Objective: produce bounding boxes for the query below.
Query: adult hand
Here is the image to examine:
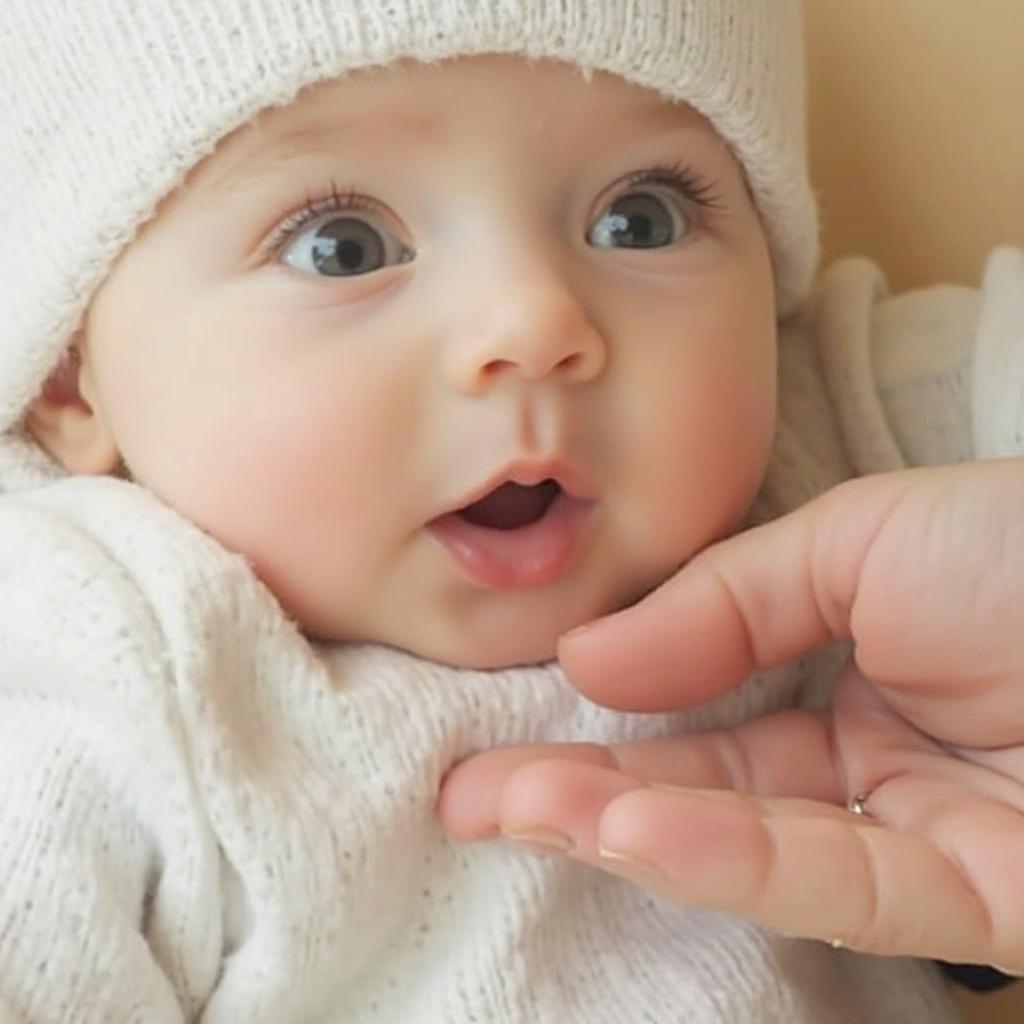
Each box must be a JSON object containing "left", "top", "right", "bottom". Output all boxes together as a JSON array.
[{"left": 438, "top": 458, "right": 1024, "bottom": 972}]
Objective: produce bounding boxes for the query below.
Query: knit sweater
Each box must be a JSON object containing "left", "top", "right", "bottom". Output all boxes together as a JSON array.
[{"left": 2, "top": 249, "right": 1021, "bottom": 1023}]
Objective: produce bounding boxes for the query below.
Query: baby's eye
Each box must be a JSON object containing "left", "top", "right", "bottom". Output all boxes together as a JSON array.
[
  {"left": 587, "top": 186, "right": 694, "bottom": 251},
  {"left": 280, "top": 214, "right": 413, "bottom": 278}
]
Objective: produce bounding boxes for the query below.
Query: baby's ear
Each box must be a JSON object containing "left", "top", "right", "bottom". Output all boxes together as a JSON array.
[{"left": 26, "top": 338, "right": 121, "bottom": 475}]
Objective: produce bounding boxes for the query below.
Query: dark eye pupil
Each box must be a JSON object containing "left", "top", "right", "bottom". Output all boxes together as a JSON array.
[
  {"left": 311, "top": 218, "right": 386, "bottom": 276},
  {"left": 592, "top": 192, "right": 677, "bottom": 249}
]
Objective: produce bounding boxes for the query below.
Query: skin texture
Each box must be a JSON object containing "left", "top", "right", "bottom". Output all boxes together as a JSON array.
[
  {"left": 438, "top": 459, "right": 1024, "bottom": 972},
  {"left": 30, "top": 55, "right": 776, "bottom": 669}
]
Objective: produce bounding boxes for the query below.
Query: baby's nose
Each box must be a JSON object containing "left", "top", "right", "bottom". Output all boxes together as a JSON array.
[{"left": 444, "top": 276, "right": 607, "bottom": 394}]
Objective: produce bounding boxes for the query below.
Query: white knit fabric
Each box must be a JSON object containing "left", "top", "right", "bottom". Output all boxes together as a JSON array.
[
  {"left": 0, "top": 0, "right": 815, "bottom": 453},
  {"left": 3, "top": 247, "right": 1020, "bottom": 1022}
]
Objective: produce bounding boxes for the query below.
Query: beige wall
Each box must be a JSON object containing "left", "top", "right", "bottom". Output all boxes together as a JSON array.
[{"left": 805, "top": 0, "right": 1024, "bottom": 290}]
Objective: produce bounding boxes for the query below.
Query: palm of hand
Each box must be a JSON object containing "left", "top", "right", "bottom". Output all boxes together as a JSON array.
[{"left": 818, "top": 660, "right": 1024, "bottom": 970}]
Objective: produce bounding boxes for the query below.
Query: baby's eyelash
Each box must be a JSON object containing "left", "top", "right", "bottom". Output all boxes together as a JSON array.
[
  {"left": 622, "top": 162, "right": 722, "bottom": 208},
  {"left": 262, "top": 183, "right": 375, "bottom": 253},
  {"left": 261, "top": 163, "right": 720, "bottom": 256}
]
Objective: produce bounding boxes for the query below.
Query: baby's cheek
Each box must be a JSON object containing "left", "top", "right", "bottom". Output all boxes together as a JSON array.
[
  {"left": 185, "top": 465, "right": 374, "bottom": 634},
  {"left": 630, "top": 403, "right": 771, "bottom": 567},
  {"left": 208, "top": 439, "right": 402, "bottom": 631}
]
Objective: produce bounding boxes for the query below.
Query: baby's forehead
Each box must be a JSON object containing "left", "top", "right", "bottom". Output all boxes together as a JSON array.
[{"left": 195, "top": 55, "right": 718, "bottom": 191}]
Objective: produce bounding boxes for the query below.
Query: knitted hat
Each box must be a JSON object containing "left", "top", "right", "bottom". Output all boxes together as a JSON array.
[{"left": 0, "top": 0, "right": 816, "bottom": 465}]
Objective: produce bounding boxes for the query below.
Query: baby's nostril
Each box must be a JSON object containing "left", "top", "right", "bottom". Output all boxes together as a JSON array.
[{"left": 459, "top": 480, "right": 561, "bottom": 530}]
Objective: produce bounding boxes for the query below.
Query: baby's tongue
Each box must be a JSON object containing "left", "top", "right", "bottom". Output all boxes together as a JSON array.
[{"left": 460, "top": 480, "right": 559, "bottom": 530}]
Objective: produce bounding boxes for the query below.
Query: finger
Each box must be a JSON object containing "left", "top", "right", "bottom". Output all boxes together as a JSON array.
[
  {"left": 439, "top": 709, "right": 845, "bottom": 840},
  {"left": 496, "top": 760, "right": 649, "bottom": 853},
  {"left": 612, "top": 708, "right": 843, "bottom": 804},
  {"left": 587, "top": 787, "right": 1023, "bottom": 968},
  {"left": 494, "top": 761, "right": 855, "bottom": 857},
  {"left": 437, "top": 743, "right": 615, "bottom": 840},
  {"left": 832, "top": 665, "right": 1024, "bottom": 810},
  {"left": 460, "top": 754, "right": 1024, "bottom": 967},
  {"left": 559, "top": 472, "right": 913, "bottom": 711},
  {"left": 833, "top": 467, "right": 1024, "bottom": 747}
]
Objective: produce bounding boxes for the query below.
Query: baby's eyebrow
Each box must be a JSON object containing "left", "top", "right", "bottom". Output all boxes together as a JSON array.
[
  {"left": 198, "top": 97, "right": 713, "bottom": 200},
  {"left": 200, "top": 112, "right": 442, "bottom": 197}
]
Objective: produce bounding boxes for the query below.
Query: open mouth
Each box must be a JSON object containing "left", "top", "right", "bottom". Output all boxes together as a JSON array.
[
  {"left": 457, "top": 479, "right": 562, "bottom": 530},
  {"left": 429, "top": 474, "right": 593, "bottom": 590}
]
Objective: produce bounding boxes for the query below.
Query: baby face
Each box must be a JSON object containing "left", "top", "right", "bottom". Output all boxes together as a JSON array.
[{"left": 69, "top": 55, "right": 776, "bottom": 667}]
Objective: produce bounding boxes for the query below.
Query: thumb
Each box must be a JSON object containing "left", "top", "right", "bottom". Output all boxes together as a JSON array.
[{"left": 558, "top": 472, "right": 916, "bottom": 711}]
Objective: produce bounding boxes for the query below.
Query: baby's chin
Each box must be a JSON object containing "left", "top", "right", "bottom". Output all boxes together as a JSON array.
[
  {"left": 343, "top": 616, "right": 564, "bottom": 670},
  {"left": 289, "top": 547, "right": 687, "bottom": 669},
  {"left": 356, "top": 575, "right": 668, "bottom": 671},
  {"left": 298, "top": 605, "right": 555, "bottom": 668}
]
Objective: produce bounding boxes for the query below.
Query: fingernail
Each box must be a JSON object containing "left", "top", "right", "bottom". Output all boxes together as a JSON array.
[
  {"left": 502, "top": 826, "right": 574, "bottom": 854},
  {"left": 559, "top": 623, "right": 592, "bottom": 642},
  {"left": 598, "top": 846, "right": 668, "bottom": 885}
]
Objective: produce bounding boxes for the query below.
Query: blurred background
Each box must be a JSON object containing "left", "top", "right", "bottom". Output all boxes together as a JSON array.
[
  {"left": 806, "top": 0, "right": 1024, "bottom": 290},
  {"left": 805, "top": 4, "right": 1024, "bottom": 1021}
]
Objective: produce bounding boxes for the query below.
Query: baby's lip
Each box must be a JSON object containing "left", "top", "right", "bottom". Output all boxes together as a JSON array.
[
  {"left": 428, "top": 489, "right": 594, "bottom": 590},
  {"left": 427, "top": 460, "right": 598, "bottom": 590},
  {"left": 438, "top": 458, "right": 597, "bottom": 519}
]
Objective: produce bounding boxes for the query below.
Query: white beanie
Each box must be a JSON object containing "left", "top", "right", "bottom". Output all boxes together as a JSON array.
[{"left": 0, "top": 0, "right": 817, "bottom": 463}]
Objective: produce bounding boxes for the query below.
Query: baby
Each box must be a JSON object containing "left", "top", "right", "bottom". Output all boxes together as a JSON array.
[{"left": 3, "top": 0, "right": 1014, "bottom": 1020}]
